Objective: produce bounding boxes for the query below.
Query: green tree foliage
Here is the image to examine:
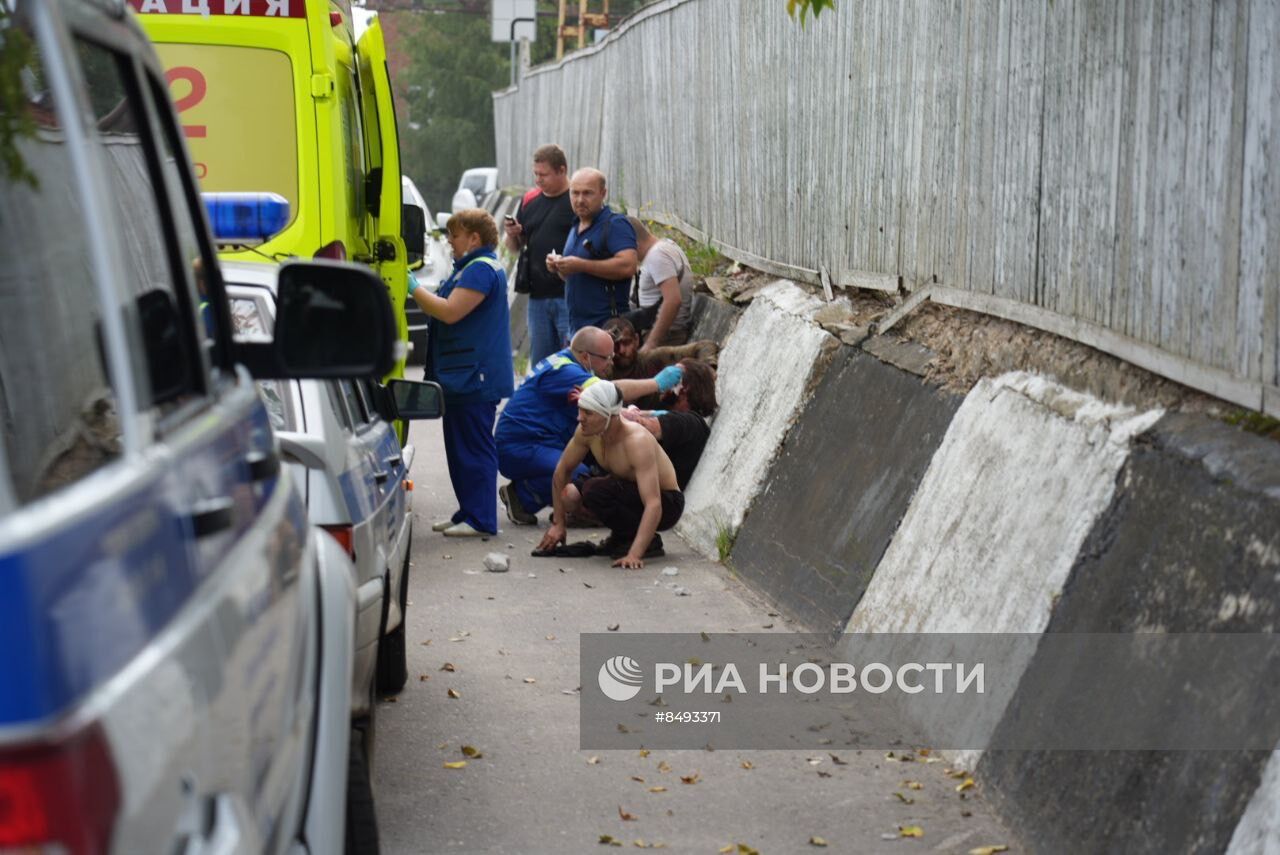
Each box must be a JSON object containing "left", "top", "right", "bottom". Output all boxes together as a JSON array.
[
  {"left": 0, "top": 7, "right": 39, "bottom": 186},
  {"left": 397, "top": 13, "right": 510, "bottom": 213},
  {"left": 786, "top": 0, "right": 836, "bottom": 25}
]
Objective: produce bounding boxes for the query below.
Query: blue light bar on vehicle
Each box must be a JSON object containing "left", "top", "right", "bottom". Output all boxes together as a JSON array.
[{"left": 202, "top": 192, "right": 291, "bottom": 244}]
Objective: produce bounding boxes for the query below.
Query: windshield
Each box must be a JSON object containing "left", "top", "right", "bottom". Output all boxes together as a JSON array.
[{"left": 154, "top": 43, "right": 298, "bottom": 229}]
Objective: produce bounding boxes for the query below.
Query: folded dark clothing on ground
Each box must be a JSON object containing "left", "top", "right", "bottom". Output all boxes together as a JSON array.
[{"left": 530, "top": 540, "right": 599, "bottom": 558}]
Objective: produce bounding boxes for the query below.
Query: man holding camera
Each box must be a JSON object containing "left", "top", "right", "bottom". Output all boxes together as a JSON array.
[
  {"left": 504, "top": 144, "right": 577, "bottom": 366},
  {"left": 546, "top": 167, "right": 638, "bottom": 332}
]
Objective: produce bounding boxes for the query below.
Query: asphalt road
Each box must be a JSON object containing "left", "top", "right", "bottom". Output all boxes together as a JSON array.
[{"left": 372, "top": 417, "right": 1019, "bottom": 854}]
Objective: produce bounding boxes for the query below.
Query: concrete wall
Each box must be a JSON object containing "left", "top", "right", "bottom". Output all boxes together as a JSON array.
[
  {"left": 676, "top": 282, "right": 837, "bottom": 558},
  {"left": 671, "top": 284, "right": 1280, "bottom": 851}
]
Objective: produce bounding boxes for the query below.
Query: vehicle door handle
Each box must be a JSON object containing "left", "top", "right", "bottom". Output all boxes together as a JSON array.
[
  {"left": 191, "top": 498, "right": 234, "bottom": 538},
  {"left": 246, "top": 450, "right": 280, "bottom": 482},
  {"left": 384, "top": 454, "right": 402, "bottom": 469},
  {"left": 373, "top": 469, "right": 390, "bottom": 485}
]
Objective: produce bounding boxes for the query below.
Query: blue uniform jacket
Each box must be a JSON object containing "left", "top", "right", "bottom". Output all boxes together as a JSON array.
[{"left": 425, "top": 247, "right": 515, "bottom": 405}]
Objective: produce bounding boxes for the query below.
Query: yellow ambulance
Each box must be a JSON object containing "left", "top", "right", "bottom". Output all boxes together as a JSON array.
[{"left": 131, "top": 0, "right": 418, "bottom": 422}]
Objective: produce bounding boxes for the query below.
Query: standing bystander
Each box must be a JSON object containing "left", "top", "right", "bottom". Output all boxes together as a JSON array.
[
  {"left": 504, "top": 144, "right": 576, "bottom": 366},
  {"left": 546, "top": 168, "right": 637, "bottom": 331}
]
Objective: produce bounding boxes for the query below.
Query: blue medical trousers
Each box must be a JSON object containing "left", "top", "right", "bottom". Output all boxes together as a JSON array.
[
  {"left": 527, "top": 296, "right": 570, "bottom": 367},
  {"left": 443, "top": 399, "right": 499, "bottom": 534},
  {"left": 498, "top": 440, "right": 589, "bottom": 515}
]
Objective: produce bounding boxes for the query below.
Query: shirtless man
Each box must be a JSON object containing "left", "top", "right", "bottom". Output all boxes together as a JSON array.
[{"left": 536, "top": 380, "right": 684, "bottom": 569}]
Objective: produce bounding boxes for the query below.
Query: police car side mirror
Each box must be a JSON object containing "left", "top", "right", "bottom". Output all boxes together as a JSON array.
[
  {"left": 387, "top": 379, "right": 445, "bottom": 420},
  {"left": 232, "top": 260, "right": 396, "bottom": 379}
]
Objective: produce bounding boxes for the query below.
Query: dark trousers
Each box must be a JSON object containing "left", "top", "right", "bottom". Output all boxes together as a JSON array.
[
  {"left": 497, "top": 440, "right": 589, "bottom": 515},
  {"left": 443, "top": 399, "right": 498, "bottom": 534},
  {"left": 580, "top": 476, "right": 684, "bottom": 541}
]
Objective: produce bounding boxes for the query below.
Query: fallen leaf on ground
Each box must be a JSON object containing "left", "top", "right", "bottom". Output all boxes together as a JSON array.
[
  {"left": 420, "top": 640, "right": 432, "bottom": 646},
  {"left": 583, "top": 582, "right": 594, "bottom": 589},
  {"left": 443, "top": 761, "right": 467, "bottom": 769},
  {"left": 657, "top": 761, "right": 671, "bottom": 773},
  {"left": 419, "top": 675, "right": 430, "bottom": 681},
  {"left": 618, "top": 806, "right": 637, "bottom": 821},
  {"left": 762, "top": 623, "right": 774, "bottom": 629},
  {"left": 631, "top": 776, "right": 645, "bottom": 783},
  {"left": 562, "top": 689, "right": 580, "bottom": 695},
  {"left": 700, "top": 631, "right": 711, "bottom": 642},
  {"left": 447, "top": 688, "right": 460, "bottom": 699},
  {"left": 893, "top": 792, "right": 914, "bottom": 804},
  {"left": 968, "top": 847, "right": 1008, "bottom": 855},
  {"left": 448, "top": 636, "right": 466, "bottom": 643},
  {"left": 899, "top": 826, "right": 924, "bottom": 838},
  {"left": 617, "top": 724, "right": 631, "bottom": 734},
  {"left": 523, "top": 677, "right": 537, "bottom": 684},
  {"left": 829, "top": 754, "right": 848, "bottom": 766},
  {"left": 460, "top": 745, "right": 482, "bottom": 758},
  {"left": 737, "top": 845, "right": 760, "bottom": 855},
  {"left": 904, "top": 781, "right": 923, "bottom": 790},
  {"left": 740, "top": 761, "right": 754, "bottom": 770},
  {"left": 956, "top": 778, "right": 976, "bottom": 792},
  {"left": 599, "top": 834, "right": 622, "bottom": 847},
  {"left": 809, "top": 838, "right": 828, "bottom": 848},
  {"left": 546, "top": 634, "right": 557, "bottom": 640},
  {"left": 638, "top": 749, "right": 651, "bottom": 758},
  {"left": 441, "top": 663, "right": 456, "bottom": 672},
  {"left": 806, "top": 757, "right": 823, "bottom": 766},
  {"left": 608, "top": 623, "right": 620, "bottom": 631},
  {"left": 648, "top": 786, "right": 667, "bottom": 793},
  {"left": 587, "top": 756, "right": 600, "bottom": 765},
  {"left": 917, "top": 748, "right": 932, "bottom": 756},
  {"left": 680, "top": 772, "right": 701, "bottom": 785},
  {"left": 719, "top": 847, "right": 734, "bottom": 854},
  {"left": 945, "top": 768, "right": 968, "bottom": 779},
  {"left": 816, "top": 770, "right": 832, "bottom": 778}
]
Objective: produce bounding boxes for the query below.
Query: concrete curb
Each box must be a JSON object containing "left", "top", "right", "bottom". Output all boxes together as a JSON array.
[
  {"left": 978, "top": 412, "right": 1280, "bottom": 854},
  {"left": 730, "top": 347, "right": 961, "bottom": 635}
]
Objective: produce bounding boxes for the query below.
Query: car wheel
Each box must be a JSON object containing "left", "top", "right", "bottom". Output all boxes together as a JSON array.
[
  {"left": 344, "top": 726, "right": 380, "bottom": 855},
  {"left": 375, "top": 546, "right": 410, "bottom": 695}
]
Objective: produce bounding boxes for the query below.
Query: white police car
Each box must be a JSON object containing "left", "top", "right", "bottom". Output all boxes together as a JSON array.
[
  {"left": 222, "top": 261, "right": 439, "bottom": 720},
  {"left": 0, "top": 2, "right": 399, "bottom": 851}
]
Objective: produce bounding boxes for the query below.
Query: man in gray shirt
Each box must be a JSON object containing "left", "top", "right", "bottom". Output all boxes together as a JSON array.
[{"left": 625, "top": 216, "right": 695, "bottom": 347}]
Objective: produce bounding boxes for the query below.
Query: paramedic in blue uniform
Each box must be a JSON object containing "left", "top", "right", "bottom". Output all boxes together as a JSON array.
[
  {"left": 545, "top": 168, "right": 638, "bottom": 332},
  {"left": 410, "top": 208, "right": 514, "bottom": 537},
  {"left": 495, "top": 326, "right": 684, "bottom": 526}
]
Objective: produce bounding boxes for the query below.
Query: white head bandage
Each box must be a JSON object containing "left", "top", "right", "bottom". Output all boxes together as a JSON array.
[{"left": 578, "top": 379, "right": 624, "bottom": 421}]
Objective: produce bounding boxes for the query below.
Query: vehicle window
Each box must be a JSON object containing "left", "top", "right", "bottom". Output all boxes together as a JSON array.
[
  {"left": 227, "top": 295, "right": 289, "bottom": 430},
  {"left": 152, "top": 43, "right": 299, "bottom": 231},
  {"left": 336, "top": 381, "right": 370, "bottom": 428},
  {"left": 73, "top": 38, "right": 205, "bottom": 416},
  {"left": 0, "top": 13, "right": 122, "bottom": 504},
  {"left": 356, "top": 381, "right": 382, "bottom": 425},
  {"left": 140, "top": 71, "right": 223, "bottom": 368},
  {"left": 338, "top": 69, "right": 365, "bottom": 230}
]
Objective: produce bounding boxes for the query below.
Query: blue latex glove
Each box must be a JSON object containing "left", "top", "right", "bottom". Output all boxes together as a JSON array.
[
  {"left": 654, "top": 364, "right": 683, "bottom": 393},
  {"left": 649, "top": 410, "right": 669, "bottom": 418},
  {"left": 407, "top": 274, "right": 420, "bottom": 295}
]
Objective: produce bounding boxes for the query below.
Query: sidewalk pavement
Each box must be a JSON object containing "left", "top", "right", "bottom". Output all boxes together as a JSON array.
[{"left": 372, "top": 416, "right": 1019, "bottom": 854}]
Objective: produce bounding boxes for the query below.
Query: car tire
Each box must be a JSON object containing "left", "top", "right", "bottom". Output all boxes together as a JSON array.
[
  {"left": 344, "top": 726, "right": 380, "bottom": 855},
  {"left": 375, "top": 547, "right": 410, "bottom": 695}
]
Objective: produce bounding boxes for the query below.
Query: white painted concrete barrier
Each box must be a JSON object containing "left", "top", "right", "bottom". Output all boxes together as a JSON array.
[
  {"left": 842, "top": 372, "right": 1162, "bottom": 764},
  {"left": 676, "top": 281, "right": 836, "bottom": 559},
  {"left": 1228, "top": 751, "right": 1280, "bottom": 854}
]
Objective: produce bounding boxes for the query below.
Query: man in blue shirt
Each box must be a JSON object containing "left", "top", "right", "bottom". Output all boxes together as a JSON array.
[
  {"left": 546, "top": 168, "right": 638, "bottom": 332},
  {"left": 496, "top": 325, "right": 683, "bottom": 526}
]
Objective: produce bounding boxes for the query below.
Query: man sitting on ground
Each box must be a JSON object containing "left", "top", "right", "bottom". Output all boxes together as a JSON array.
[
  {"left": 620, "top": 357, "right": 717, "bottom": 490},
  {"left": 604, "top": 316, "right": 718, "bottom": 382},
  {"left": 537, "top": 380, "right": 684, "bottom": 569},
  {"left": 496, "top": 326, "right": 683, "bottom": 526}
]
